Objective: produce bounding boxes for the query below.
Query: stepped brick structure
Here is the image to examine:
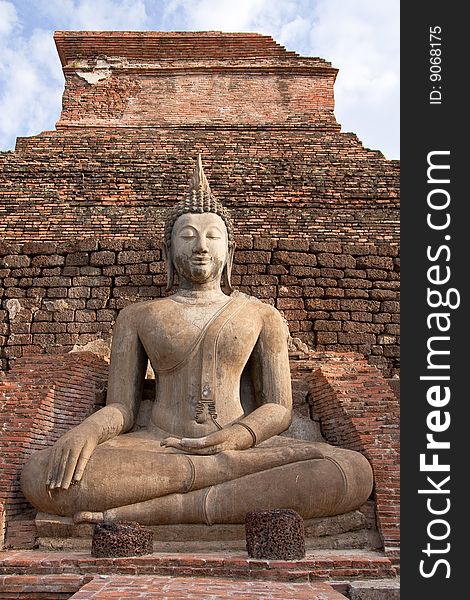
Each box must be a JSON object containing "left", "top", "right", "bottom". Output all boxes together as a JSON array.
[
  {"left": 0, "top": 31, "right": 400, "bottom": 376},
  {"left": 0, "top": 33, "right": 400, "bottom": 594}
]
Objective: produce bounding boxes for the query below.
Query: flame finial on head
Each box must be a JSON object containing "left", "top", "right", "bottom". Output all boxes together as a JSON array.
[{"left": 189, "top": 153, "right": 211, "bottom": 195}]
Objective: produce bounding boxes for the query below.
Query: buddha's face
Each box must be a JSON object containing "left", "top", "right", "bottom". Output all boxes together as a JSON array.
[{"left": 171, "top": 212, "right": 228, "bottom": 285}]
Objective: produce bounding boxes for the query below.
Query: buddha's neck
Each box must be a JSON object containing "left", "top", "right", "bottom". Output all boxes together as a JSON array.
[{"left": 172, "top": 285, "right": 229, "bottom": 304}]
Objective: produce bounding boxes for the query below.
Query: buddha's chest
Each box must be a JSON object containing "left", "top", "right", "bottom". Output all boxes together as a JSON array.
[{"left": 138, "top": 301, "right": 261, "bottom": 373}]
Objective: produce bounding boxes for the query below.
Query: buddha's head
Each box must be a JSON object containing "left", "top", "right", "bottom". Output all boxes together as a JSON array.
[{"left": 163, "top": 156, "right": 235, "bottom": 291}]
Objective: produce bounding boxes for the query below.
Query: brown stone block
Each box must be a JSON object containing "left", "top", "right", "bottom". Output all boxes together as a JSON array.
[
  {"left": 343, "top": 289, "right": 369, "bottom": 299},
  {"left": 278, "top": 238, "right": 309, "bottom": 251},
  {"left": 68, "top": 287, "right": 91, "bottom": 299},
  {"left": 5, "top": 287, "right": 26, "bottom": 298},
  {"left": 317, "top": 253, "right": 355, "bottom": 269},
  {"left": 90, "top": 251, "right": 116, "bottom": 266},
  {"left": 18, "top": 277, "right": 34, "bottom": 287},
  {"left": 99, "top": 239, "right": 125, "bottom": 251},
  {"left": 22, "top": 241, "right": 58, "bottom": 254},
  {"left": 234, "top": 235, "right": 253, "bottom": 249},
  {"left": 377, "top": 243, "right": 399, "bottom": 257},
  {"left": 356, "top": 256, "right": 394, "bottom": 270},
  {"left": 86, "top": 298, "right": 108, "bottom": 309},
  {"left": 66, "top": 252, "right": 89, "bottom": 267},
  {"left": 290, "top": 266, "right": 321, "bottom": 277},
  {"left": 53, "top": 310, "right": 75, "bottom": 322},
  {"left": 245, "top": 509, "right": 305, "bottom": 560},
  {"left": 340, "top": 299, "right": 380, "bottom": 312},
  {"left": 351, "top": 312, "right": 373, "bottom": 322},
  {"left": 31, "top": 255, "right": 65, "bottom": 267},
  {"left": 253, "top": 237, "right": 277, "bottom": 250},
  {"left": 3, "top": 255, "right": 31, "bottom": 268},
  {"left": 338, "top": 332, "right": 376, "bottom": 345},
  {"left": 309, "top": 241, "right": 343, "bottom": 254},
  {"left": 267, "top": 264, "right": 288, "bottom": 276},
  {"left": 73, "top": 276, "right": 112, "bottom": 287},
  {"left": 381, "top": 300, "right": 400, "bottom": 313},
  {"left": 383, "top": 346, "right": 400, "bottom": 358},
  {"left": 339, "top": 278, "right": 371, "bottom": 289},
  {"left": 370, "top": 289, "right": 398, "bottom": 301},
  {"left": 319, "top": 268, "right": 345, "bottom": 279},
  {"left": 242, "top": 274, "right": 277, "bottom": 286},
  {"left": 305, "top": 298, "right": 340, "bottom": 311},
  {"left": 118, "top": 250, "right": 158, "bottom": 264},
  {"left": 26, "top": 287, "right": 47, "bottom": 299},
  {"left": 126, "top": 264, "right": 149, "bottom": 275},
  {"left": 278, "top": 285, "right": 302, "bottom": 297},
  {"left": 301, "top": 287, "right": 324, "bottom": 299},
  {"left": 343, "top": 322, "right": 375, "bottom": 333},
  {"left": 324, "top": 288, "right": 344, "bottom": 298},
  {"left": 250, "top": 286, "right": 276, "bottom": 299},
  {"left": 33, "top": 276, "right": 72, "bottom": 287},
  {"left": 235, "top": 250, "right": 271, "bottom": 264},
  {"left": 315, "top": 278, "right": 337, "bottom": 287},
  {"left": 343, "top": 268, "right": 367, "bottom": 279},
  {"left": 75, "top": 310, "right": 97, "bottom": 322},
  {"left": 91, "top": 521, "right": 153, "bottom": 558},
  {"left": 276, "top": 298, "right": 304, "bottom": 310},
  {"left": 316, "top": 332, "right": 338, "bottom": 344},
  {"left": 313, "top": 320, "right": 342, "bottom": 332},
  {"left": 31, "top": 322, "right": 67, "bottom": 334},
  {"left": 273, "top": 251, "right": 317, "bottom": 266}
]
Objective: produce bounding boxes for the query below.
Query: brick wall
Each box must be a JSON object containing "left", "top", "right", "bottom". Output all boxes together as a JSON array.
[
  {"left": 55, "top": 31, "right": 337, "bottom": 128},
  {"left": 0, "top": 353, "right": 107, "bottom": 547},
  {"left": 0, "top": 127, "right": 399, "bottom": 242},
  {"left": 0, "top": 238, "right": 399, "bottom": 377},
  {"left": 298, "top": 353, "right": 400, "bottom": 553}
]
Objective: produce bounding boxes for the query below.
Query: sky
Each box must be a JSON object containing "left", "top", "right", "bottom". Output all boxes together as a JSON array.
[{"left": 0, "top": 0, "right": 399, "bottom": 158}]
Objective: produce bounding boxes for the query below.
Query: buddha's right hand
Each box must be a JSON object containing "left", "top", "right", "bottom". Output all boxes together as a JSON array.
[{"left": 46, "top": 424, "right": 99, "bottom": 490}]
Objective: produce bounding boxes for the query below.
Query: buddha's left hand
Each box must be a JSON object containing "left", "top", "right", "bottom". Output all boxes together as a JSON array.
[{"left": 160, "top": 426, "right": 252, "bottom": 455}]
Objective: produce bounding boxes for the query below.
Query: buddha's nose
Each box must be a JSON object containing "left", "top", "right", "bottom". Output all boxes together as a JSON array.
[{"left": 194, "top": 235, "right": 209, "bottom": 253}]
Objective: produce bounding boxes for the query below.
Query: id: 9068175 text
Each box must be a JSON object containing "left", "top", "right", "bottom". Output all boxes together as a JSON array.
[{"left": 429, "top": 26, "right": 442, "bottom": 105}]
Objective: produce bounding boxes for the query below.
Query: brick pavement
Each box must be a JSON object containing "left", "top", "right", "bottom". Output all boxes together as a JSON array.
[{"left": 68, "top": 576, "right": 348, "bottom": 599}]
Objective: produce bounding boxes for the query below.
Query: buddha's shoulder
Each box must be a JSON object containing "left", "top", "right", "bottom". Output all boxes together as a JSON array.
[
  {"left": 117, "top": 298, "right": 176, "bottom": 321},
  {"left": 232, "top": 291, "right": 284, "bottom": 320}
]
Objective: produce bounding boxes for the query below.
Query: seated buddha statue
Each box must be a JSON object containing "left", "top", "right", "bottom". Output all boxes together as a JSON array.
[{"left": 21, "top": 156, "right": 373, "bottom": 526}]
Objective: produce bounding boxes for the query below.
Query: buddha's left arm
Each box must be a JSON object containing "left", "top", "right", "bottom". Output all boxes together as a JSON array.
[{"left": 231, "top": 306, "right": 293, "bottom": 444}]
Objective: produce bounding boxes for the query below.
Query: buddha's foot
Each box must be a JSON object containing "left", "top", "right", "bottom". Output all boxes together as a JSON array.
[{"left": 73, "top": 511, "right": 105, "bottom": 524}]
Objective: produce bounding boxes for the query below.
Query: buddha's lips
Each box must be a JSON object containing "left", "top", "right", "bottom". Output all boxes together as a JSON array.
[{"left": 191, "top": 257, "right": 211, "bottom": 264}]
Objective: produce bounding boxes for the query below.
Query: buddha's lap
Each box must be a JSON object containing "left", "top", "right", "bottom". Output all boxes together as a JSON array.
[{"left": 21, "top": 433, "right": 372, "bottom": 516}]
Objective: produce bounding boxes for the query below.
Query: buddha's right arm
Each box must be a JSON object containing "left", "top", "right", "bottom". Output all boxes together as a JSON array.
[{"left": 46, "top": 307, "right": 147, "bottom": 489}]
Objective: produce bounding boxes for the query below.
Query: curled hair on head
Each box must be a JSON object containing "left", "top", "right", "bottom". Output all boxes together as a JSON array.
[{"left": 163, "top": 155, "right": 235, "bottom": 292}]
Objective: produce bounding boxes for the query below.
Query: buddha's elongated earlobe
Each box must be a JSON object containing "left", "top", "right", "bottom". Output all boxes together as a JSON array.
[
  {"left": 223, "top": 242, "right": 236, "bottom": 292},
  {"left": 163, "top": 242, "right": 175, "bottom": 292}
]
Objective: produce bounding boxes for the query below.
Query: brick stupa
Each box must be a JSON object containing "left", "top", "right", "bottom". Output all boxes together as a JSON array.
[{"left": 0, "top": 32, "right": 400, "bottom": 578}]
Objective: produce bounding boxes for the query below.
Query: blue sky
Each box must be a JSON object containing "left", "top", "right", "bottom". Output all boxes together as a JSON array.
[{"left": 0, "top": 0, "right": 399, "bottom": 158}]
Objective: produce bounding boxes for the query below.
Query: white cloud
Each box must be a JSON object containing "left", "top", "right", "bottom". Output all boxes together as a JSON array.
[
  {"left": 0, "top": 0, "right": 150, "bottom": 150},
  {"left": 0, "top": 0, "right": 17, "bottom": 37},
  {"left": 0, "top": 27, "right": 63, "bottom": 150},
  {"left": 162, "top": 0, "right": 269, "bottom": 31},
  {"left": 36, "top": 0, "right": 149, "bottom": 30},
  {"left": 307, "top": 0, "right": 399, "bottom": 157}
]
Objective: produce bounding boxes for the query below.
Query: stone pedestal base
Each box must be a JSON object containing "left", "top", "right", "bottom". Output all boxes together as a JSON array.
[
  {"left": 91, "top": 521, "right": 153, "bottom": 558},
  {"left": 245, "top": 509, "right": 305, "bottom": 560},
  {"left": 34, "top": 506, "right": 382, "bottom": 553}
]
